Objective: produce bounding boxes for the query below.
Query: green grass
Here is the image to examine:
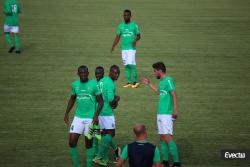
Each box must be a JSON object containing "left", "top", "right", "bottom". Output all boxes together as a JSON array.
[{"left": 0, "top": 0, "right": 250, "bottom": 166}]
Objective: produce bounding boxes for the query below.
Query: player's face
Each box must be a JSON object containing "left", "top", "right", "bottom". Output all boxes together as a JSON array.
[
  {"left": 95, "top": 69, "right": 104, "bottom": 81},
  {"left": 123, "top": 12, "right": 131, "bottom": 22},
  {"left": 78, "top": 69, "right": 89, "bottom": 82},
  {"left": 110, "top": 68, "right": 120, "bottom": 81},
  {"left": 153, "top": 69, "right": 161, "bottom": 79}
]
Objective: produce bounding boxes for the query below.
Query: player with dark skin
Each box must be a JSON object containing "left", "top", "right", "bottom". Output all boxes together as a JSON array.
[
  {"left": 111, "top": 11, "right": 141, "bottom": 52},
  {"left": 64, "top": 67, "right": 103, "bottom": 149},
  {"left": 95, "top": 66, "right": 104, "bottom": 82},
  {"left": 103, "top": 66, "right": 120, "bottom": 138}
]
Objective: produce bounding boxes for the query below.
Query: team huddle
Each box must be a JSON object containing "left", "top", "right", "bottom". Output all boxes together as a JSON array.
[{"left": 3, "top": 1, "right": 181, "bottom": 166}]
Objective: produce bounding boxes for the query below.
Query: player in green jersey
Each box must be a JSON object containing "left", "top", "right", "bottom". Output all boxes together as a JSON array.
[
  {"left": 111, "top": 9, "right": 141, "bottom": 88},
  {"left": 3, "top": 0, "right": 21, "bottom": 54},
  {"left": 64, "top": 65, "right": 104, "bottom": 167},
  {"left": 140, "top": 62, "right": 181, "bottom": 167},
  {"left": 93, "top": 65, "right": 121, "bottom": 166}
]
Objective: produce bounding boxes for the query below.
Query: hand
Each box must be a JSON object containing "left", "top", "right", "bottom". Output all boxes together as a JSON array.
[
  {"left": 115, "top": 95, "right": 120, "bottom": 102},
  {"left": 132, "top": 40, "right": 137, "bottom": 47},
  {"left": 64, "top": 113, "right": 69, "bottom": 125},
  {"left": 140, "top": 77, "right": 150, "bottom": 85},
  {"left": 92, "top": 116, "right": 99, "bottom": 124},
  {"left": 111, "top": 101, "right": 118, "bottom": 109},
  {"left": 111, "top": 46, "right": 115, "bottom": 53},
  {"left": 172, "top": 113, "right": 178, "bottom": 121}
]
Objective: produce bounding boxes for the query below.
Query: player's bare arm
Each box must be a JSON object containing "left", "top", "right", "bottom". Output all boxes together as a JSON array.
[
  {"left": 92, "top": 94, "right": 104, "bottom": 124},
  {"left": 111, "top": 35, "right": 121, "bottom": 52},
  {"left": 64, "top": 95, "right": 76, "bottom": 125},
  {"left": 140, "top": 77, "right": 159, "bottom": 94},
  {"left": 116, "top": 158, "right": 125, "bottom": 167},
  {"left": 109, "top": 95, "right": 120, "bottom": 109},
  {"left": 171, "top": 91, "right": 178, "bottom": 120},
  {"left": 132, "top": 34, "right": 141, "bottom": 47}
]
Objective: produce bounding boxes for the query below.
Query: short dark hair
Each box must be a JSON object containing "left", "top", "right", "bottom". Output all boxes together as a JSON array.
[
  {"left": 152, "top": 62, "right": 166, "bottom": 73},
  {"left": 133, "top": 124, "right": 146, "bottom": 137},
  {"left": 124, "top": 9, "right": 131, "bottom": 15},
  {"left": 110, "top": 65, "right": 120, "bottom": 72},
  {"left": 78, "top": 65, "right": 88, "bottom": 72},
  {"left": 95, "top": 66, "right": 104, "bottom": 72}
]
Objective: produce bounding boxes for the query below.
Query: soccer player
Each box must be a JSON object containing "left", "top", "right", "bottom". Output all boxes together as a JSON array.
[
  {"left": 111, "top": 9, "right": 141, "bottom": 88},
  {"left": 93, "top": 65, "right": 121, "bottom": 166},
  {"left": 64, "top": 65, "right": 103, "bottom": 167},
  {"left": 3, "top": 0, "right": 21, "bottom": 54},
  {"left": 140, "top": 62, "right": 181, "bottom": 167},
  {"left": 116, "top": 124, "right": 161, "bottom": 167}
]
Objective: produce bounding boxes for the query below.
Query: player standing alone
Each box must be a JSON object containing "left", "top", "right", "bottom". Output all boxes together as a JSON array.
[
  {"left": 3, "top": 0, "right": 21, "bottom": 54},
  {"left": 111, "top": 9, "right": 141, "bottom": 88},
  {"left": 140, "top": 62, "right": 181, "bottom": 167}
]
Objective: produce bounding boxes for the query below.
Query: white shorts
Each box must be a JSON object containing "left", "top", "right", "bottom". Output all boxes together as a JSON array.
[
  {"left": 4, "top": 24, "right": 19, "bottom": 33},
  {"left": 122, "top": 50, "right": 136, "bottom": 65},
  {"left": 157, "top": 115, "right": 174, "bottom": 135},
  {"left": 98, "top": 116, "right": 116, "bottom": 130},
  {"left": 69, "top": 116, "right": 92, "bottom": 136}
]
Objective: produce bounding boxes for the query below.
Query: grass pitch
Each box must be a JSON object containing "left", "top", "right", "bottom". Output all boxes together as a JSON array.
[{"left": 0, "top": 0, "right": 249, "bottom": 166}]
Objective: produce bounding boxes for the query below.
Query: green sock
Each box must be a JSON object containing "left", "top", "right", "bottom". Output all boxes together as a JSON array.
[
  {"left": 4, "top": 33, "right": 14, "bottom": 47},
  {"left": 130, "top": 65, "right": 138, "bottom": 83},
  {"left": 86, "top": 147, "right": 94, "bottom": 167},
  {"left": 93, "top": 137, "right": 99, "bottom": 155},
  {"left": 161, "top": 141, "right": 169, "bottom": 161},
  {"left": 14, "top": 34, "right": 20, "bottom": 51},
  {"left": 98, "top": 134, "right": 112, "bottom": 160},
  {"left": 110, "top": 138, "right": 117, "bottom": 150},
  {"left": 169, "top": 140, "right": 180, "bottom": 162},
  {"left": 125, "top": 65, "right": 132, "bottom": 83},
  {"left": 69, "top": 147, "right": 80, "bottom": 167}
]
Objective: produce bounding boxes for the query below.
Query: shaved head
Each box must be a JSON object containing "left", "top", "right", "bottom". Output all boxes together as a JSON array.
[{"left": 133, "top": 124, "right": 146, "bottom": 137}]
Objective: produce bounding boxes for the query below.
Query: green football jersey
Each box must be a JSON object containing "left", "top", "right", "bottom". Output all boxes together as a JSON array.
[
  {"left": 117, "top": 21, "right": 140, "bottom": 50},
  {"left": 99, "top": 76, "right": 116, "bottom": 116},
  {"left": 4, "top": 0, "right": 21, "bottom": 26},
  {"left": 71, "top": 79, "right": 101, "bottom": 118},
  {"left": 157, "top": 76, "right": 176, "bottom": 115}
]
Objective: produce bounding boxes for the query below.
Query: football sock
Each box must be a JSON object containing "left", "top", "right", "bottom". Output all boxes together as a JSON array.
[
  {"left": 14, "top": 34, "right": 20, "bottom": 51},
  {"left": 161, "top": 141, "right": 169, "bottom": 161},
  {"left": 5, "top": 33, "right": 14, "bottom": 47},
  {"left": 169, "top": 140, "right": 180, "bottom": 162},
  {"left": 130, "top": 65, "right": 138, "bottom": 83},
  {"left": 93, "top": 137, "right": 99, "bottom": 155},
  {"left": 125, "top": 65, "right": 132, "bottom": 83},
  {"left": 110, "top": 138, "right": 117, "bottom": 150},
  {"left": 98, "top": 134, "right": 112, "bottom": 160},
  {"left": 86, "top": 147, "right": 94, "bottom": 167},
  {"left": 94, "top": 124, "right": 101, "bottom": 140},
  {"left": 69, "top": 147, "right": 80, "bottom": 167}
]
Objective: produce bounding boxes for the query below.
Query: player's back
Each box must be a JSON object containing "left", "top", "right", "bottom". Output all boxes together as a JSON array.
[{"left": 4, "top": 0, "right": 21, "bottom": 26}]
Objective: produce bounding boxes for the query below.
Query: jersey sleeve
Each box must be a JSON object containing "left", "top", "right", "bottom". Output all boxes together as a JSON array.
[
  {"left": 167, "top": 77, "right": 176, "bottom": 92},
  {"left": 71, "top": 82, "right": 76, "bottom": 95},
  {"left": 107, "top": 83, "right": 115, "bottom": 102},
  {"left": 95, "top": 82, "right": 101, "bottom": 96},
  {"left": 4, "top": 1, "right": 12, "bottom": 15},
  {"left": 153, "top": 146, "right": 161, "bottom": 163},
  {"left": 120, "top": 145, "right": 128, "bottom": 160},
  {"left": 116, "top": 24, "right": 122, "bottom": 35},
  {"left": 134, "top": 23, "right": 140, "bottom": 35}
]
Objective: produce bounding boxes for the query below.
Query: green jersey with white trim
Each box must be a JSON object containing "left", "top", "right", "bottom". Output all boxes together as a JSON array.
[
  {"left": 157, "top": 76, "right": 176, "bottom": 115},
  {"left": 4, "top": 0, "right": 21, "bottom": 26},
  {"left": 99, "top": 76, "right": 116, "bottom": 116},
  {"left": 71, "top": 79, "right": 101, "bottom": 118},
  {"left": 117, "top": 21, "right": 140, "bottom": 50}
]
